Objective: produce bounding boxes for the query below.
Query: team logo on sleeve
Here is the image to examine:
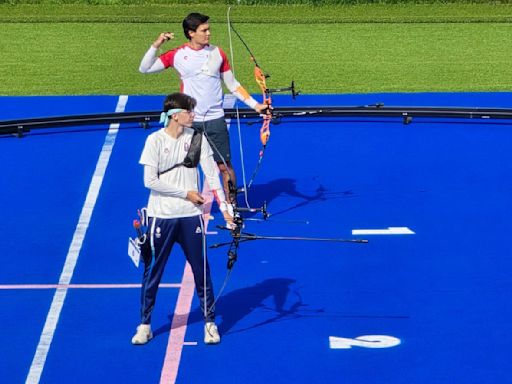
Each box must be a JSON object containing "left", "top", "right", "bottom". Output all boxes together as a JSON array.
[{"left": 184, "top": 142, "right": 190, "bottom": 151}]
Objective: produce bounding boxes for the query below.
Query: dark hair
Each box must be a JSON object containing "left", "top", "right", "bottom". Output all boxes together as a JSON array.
[
  {"left": 182, "top": 12, "right": 209, "bottom": 40},
  {"left": 163, "top": 93, "right": 197, "bottom": 112}
]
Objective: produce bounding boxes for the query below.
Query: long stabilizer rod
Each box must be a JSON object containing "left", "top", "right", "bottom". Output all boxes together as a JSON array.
[
  {"left": 210, "top": 234, "right": 368, "bottom": 249},
  {"left": 4, "top": 105, "right": 512, "bottom": 136}
]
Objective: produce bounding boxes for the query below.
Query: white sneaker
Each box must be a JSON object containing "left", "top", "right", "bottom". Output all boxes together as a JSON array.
[
  {"left": 131, "top": 324, "right": 153, "bottom": 345},
  {"left": 204, "top": 322, "right": 221, "bottom": 344}
]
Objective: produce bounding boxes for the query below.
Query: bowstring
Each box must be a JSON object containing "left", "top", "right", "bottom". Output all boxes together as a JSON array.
[
  {"left": 203, "top": 6, "right": 257, "bottom": 317},
  {"left": 227, "top": 5, "right": 252, "bottom": 209},
  {"left": 200, "top": 108, "right": 237, "bottom": 317}
]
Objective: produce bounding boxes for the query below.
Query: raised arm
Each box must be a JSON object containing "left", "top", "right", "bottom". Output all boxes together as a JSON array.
[{"left": 139, "top": 32, "right": 175, "bottom": 74}]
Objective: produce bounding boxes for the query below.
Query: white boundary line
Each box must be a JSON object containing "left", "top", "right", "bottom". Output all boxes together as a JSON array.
[
  {"left": 352, "top": 227, "right": 415, "bottom": 235},
  {"left": 0, "top": 283, "right": 180, "bottom": 290},
  {"left": 25, "top": 95, "right": 128, "bottom": 384}
]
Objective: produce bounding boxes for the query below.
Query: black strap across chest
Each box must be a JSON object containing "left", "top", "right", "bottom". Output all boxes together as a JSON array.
[{"left": 158, "top": 130, "right": 203, "bottom": 177}]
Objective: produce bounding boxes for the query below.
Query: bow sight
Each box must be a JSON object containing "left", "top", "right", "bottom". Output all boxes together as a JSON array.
[{"left": 267, "top": 80, "right": 300, "bottom": 100}]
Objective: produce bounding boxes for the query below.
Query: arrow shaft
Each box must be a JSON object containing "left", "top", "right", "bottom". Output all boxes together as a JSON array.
[{"left": 239, "top": 235, "right": 367, "bottom": 243}]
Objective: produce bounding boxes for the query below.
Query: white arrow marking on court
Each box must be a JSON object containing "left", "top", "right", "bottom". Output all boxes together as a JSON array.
[
  {"left": 329, "top": 335, "right": 401, "bottom": 349},
  {"left": 352, "top": 227, "right": 415, "bottom": 235}
]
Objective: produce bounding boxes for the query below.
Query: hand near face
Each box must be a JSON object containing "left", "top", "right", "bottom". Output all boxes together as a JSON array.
[{"left": 153, "top": 32, "right": 175, "bottom": 49}]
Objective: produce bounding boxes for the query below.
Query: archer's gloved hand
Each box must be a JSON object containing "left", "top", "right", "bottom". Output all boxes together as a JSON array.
[
  {"left": 220, "top": 202, "right": 236, "bottom": 229},
  {"left": 222, "top": 211, "right": 236, "bottom": 230}
]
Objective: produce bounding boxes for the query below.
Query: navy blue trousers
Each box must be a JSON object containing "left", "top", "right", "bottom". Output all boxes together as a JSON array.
[{"left": 139, "top": 215, "right": 215, "bottom": 324}]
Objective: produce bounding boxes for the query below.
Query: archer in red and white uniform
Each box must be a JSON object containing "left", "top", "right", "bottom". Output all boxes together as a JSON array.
[{"left": 139, "top": 12, "right": 268, "bottom": 204}]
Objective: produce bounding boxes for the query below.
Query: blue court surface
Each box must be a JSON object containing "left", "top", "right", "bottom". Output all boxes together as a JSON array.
[{"left": 1, "top": 92, "right": 511, "bottom": 384}]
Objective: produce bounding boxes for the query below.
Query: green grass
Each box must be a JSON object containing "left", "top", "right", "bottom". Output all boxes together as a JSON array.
[
  {"left": 3, "top": 0, "right": 512, "bottom": 4},
  {"left": 1, "top": 4, "right": 512, "bottom": 95},
  {"left": 2, "top": 4, "right": 512, "bottom": 23}
]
